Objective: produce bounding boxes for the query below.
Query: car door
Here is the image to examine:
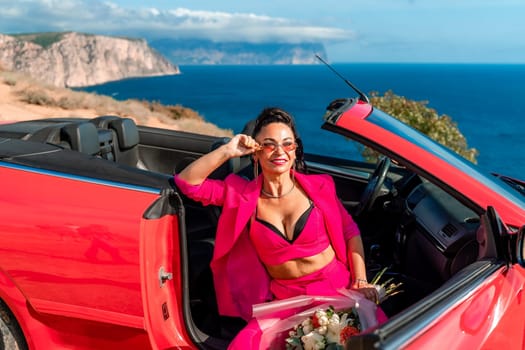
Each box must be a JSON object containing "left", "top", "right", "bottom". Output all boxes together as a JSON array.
[
  {"left": 140, "top": 187, "right": 196, "bottom": 349},
  {"left": 403, "top": 207, "right": 525, "bottom": 349},
  {"left": 347, "top": 207, "right": 525, "bottom": 349},
  {"left": 324, "top": 99, "right": 525, "bottom": 228},
  {"left": 0, "top": 160, "right": 164, "bottom": 348}
]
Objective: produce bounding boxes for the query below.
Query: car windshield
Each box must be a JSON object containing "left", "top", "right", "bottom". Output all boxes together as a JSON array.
[
  {"left": 303, "top": 107, "right": 525, "bottom": 206},
  {"left": 367, "top": 109, "right": 525, "bottom": 203}
]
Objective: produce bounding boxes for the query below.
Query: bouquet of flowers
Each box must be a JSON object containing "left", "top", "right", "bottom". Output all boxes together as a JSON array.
[
  {"left": 253, "top": 268, "right": 402, "bottom": 349},
  {"left": 282, "top": 268, "right": 403, "bottom": 350},
  {"left": 254, "top": 291, "right": 376, "bottom": 349},
  {"left": 284, "top": 305, "right": 361, "bottom": 349}
]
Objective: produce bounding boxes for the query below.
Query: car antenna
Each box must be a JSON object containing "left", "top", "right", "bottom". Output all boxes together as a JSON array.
[{"left": 315, "top": 54, "right": 370, "bottom": 103}]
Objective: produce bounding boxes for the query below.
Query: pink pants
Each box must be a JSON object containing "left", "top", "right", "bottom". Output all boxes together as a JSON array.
[{"left": 227, "top": 259, "right": 386, "bottom": 349}]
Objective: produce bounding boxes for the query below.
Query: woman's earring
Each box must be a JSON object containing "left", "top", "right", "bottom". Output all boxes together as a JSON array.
[{"left": 291, "top": 161, "right": 296, "bottom": 182}]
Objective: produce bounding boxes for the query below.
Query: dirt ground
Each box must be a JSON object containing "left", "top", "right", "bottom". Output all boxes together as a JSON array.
[
  {"left": 0, "top": 81, "right": 99, "bottom": 122},
  {"left": 0, "top": 76, "right": 231, "bottom": 137}
]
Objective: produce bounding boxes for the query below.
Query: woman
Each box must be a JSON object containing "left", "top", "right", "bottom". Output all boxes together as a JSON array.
[{"left": 174, "top": 107, "right": 380, "bottom": 348}]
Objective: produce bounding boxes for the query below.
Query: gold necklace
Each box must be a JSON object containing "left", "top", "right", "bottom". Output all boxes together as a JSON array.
[{"left": 261, "top": 182, "right": 295, "bottom": 198}]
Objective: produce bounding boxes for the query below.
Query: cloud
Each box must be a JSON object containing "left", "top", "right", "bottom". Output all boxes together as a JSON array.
[{"left": 0, "top": 0, "right": 352, "bottom": 44}]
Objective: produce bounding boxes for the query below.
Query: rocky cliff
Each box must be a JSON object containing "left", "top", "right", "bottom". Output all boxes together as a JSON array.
[{"left": 0, "top": 32, "right": 179, "bottom": 88}]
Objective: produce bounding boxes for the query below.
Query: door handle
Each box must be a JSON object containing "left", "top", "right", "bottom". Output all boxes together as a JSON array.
[{"left": 158, "top": 266, "right": 173, "bottom": 288}]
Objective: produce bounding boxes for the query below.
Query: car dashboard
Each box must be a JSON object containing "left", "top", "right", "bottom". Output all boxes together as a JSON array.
[{"left": 396, "top": 178, "right": 480, "bottom": 284}]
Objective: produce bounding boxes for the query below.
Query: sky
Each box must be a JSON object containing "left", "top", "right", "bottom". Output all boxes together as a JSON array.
[{"left": 1, "top": 0, "right": 524, "bottom": 63}]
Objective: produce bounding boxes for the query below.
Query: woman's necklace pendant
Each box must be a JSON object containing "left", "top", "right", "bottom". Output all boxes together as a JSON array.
[{"left": 261, "top": 182, "right": 295, "bottom": 199}]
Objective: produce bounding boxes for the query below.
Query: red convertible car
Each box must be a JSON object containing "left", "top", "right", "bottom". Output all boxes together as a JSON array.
[{"left": 0, "top": 96, "right": 524, "bottom": 349}]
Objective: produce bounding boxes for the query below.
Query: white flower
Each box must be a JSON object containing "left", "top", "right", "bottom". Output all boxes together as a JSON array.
[
  {"left": 301, "top": 332, "right": 326, "bottom": 350},
  {"left": 315, "top": 310, "right": 327, "bottom": 318},
  {"left": 326, "top": 312, "right": 347, "bottom": 344},
  {"left": 302, "top": 318, "right": 313, "bottom": 334},
  {"left": 329, "top": 313, "right": 340, "bottom": 323},
  {"left": 317, "top": 325, "right": 328, "bottom": 335},
  {"left": 302, "top": 318, "right": 313, "bottom": 327},
  {"left": 317, "top": 315, "right": 329, "bottom": 326},
  {"left": 303, "top": 324, "right": 313, "bottom": 334}
]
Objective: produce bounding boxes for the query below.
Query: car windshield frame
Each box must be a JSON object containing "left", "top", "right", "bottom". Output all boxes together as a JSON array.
[{"left": 321, "top": 102, "right": 525, "bottom": 208}]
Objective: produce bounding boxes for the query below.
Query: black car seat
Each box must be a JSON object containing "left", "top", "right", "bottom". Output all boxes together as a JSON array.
[
  {"left": 27, "top": 121, "right": 100, "bottom": 156},
  {"left": 90, "top": 116, "right": 146, "bottom": 168},
  {"left": 61, "top": 123, "right": 101, "bottom": 155}
]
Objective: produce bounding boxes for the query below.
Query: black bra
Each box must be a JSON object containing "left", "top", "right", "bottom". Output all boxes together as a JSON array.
[{"left": 255, "top": 202, "right": 314, "bottom": 243}]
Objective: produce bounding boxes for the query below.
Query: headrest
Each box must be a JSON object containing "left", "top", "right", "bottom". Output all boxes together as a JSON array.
[
  {"left": 90, "top": 115, "right": 120, "bottom": 128},
  {"left": 208, "top": 137, "right": 252, "bottom": 179},
  {"left": 109, "top": 118, "right": 139, "bottom": 150},
  {"left": 61, "top": 123, "right": 100, "bottom": 155},
  {"left": 241, "top": 119, "right": 256, "bottom": 136}
]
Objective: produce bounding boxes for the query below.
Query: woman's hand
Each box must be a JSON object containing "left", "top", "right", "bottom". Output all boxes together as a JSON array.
[
  {"left": 225, "top": 134, "right": 260, "bottom": 158},
  {"left": 177, "top": 134, "right": 260, "bottom": 185},
  {"left": 352, "top": 279, "right": 380, "bottom": 304}
]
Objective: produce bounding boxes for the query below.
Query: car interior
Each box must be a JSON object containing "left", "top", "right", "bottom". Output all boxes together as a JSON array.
[{"left": 0, "top": 116, "right": 490, "bottom": 348}]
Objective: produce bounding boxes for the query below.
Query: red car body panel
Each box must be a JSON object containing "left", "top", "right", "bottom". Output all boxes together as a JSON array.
[
  {"left": 140, "top": 195, "right": 193, "bottom": 349},
  {"left": 403, "top": 266, "right": 525, "bottom": 349},
  {"left": 0, "top": 164, "right": 159, "bottom": 349}
]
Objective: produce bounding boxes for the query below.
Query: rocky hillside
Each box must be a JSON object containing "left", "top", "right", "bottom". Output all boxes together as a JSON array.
[{"left": 0, "top": 32, "right": 179, "bottom": 88}]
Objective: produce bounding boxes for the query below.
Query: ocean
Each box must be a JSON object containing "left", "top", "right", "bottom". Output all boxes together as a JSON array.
[{"left": 80, "top": 64, "right": 525, "bottom": 179}]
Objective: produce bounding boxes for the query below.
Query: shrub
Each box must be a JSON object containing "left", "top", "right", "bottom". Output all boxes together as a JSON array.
[
  {"left": 3, "top": 76, "right": 17, "bottom": 86},
  {"left": 56, "top": 95, "right": 85, "bottom": 109},
  {"left": 18, "top": 88, "right": 56, "bottom": 106},
  {"left": 368, "top": 90, "right": 478, "bottom": 163},
  {"left": 13, "top": 32, "right": 67, "bottom": 48},
  {"left": 144, "top": 101, "right": 204, "bottom": 121}
]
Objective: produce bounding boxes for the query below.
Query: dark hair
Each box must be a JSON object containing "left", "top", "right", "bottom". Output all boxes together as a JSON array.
[{"left": 251, "top": 107, "right": 306, "bottom": 173}]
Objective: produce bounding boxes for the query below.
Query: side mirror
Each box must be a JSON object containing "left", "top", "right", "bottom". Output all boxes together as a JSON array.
[
  {"left": 486, "top": 206, "right": 508, "bottom": 237},
  {"left": 485, "top": 206, "right": 512, "bottom": 263}
]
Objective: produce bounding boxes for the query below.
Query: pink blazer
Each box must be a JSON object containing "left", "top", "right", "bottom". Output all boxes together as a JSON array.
[{"left": 174, "top": 171, "right": 360, "bottom": 320}]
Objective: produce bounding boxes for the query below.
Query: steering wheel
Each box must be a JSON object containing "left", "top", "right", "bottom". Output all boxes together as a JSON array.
[{"left": 354, "top": 156, "right": 391, "bottom": 217}]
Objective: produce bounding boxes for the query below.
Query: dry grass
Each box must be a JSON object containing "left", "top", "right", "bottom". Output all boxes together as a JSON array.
[{"left": 0, "top": 68, "right": 232, "bottom": 137}]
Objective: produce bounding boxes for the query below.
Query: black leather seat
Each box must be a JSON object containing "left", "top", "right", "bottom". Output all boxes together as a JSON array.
[
  {"left": 61, "top": 123, "right": 100, "bottom": 155},
  {"left": 90, "top": 116, "right": 145, "bottom": 168},
  {"left": 27, "top": 121, "right": 100, "bottom": 155}
]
